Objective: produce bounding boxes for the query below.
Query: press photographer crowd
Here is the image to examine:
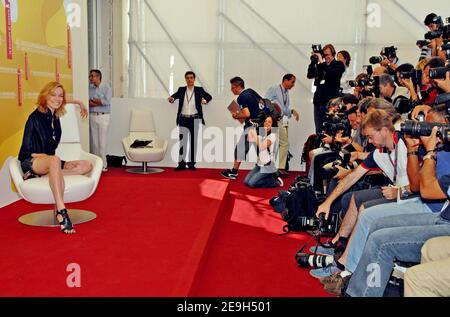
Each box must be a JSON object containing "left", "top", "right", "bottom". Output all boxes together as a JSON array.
[{"left": 267, "top": 12, "right": 450, "bottom": 297}]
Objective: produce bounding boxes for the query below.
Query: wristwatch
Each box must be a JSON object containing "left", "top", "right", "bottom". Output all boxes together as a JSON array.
[{"left": 423, "top": 153, "right": 437, "bottom": 162}]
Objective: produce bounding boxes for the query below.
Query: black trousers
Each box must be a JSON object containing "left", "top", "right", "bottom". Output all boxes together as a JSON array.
[
  {"left": 313, "top": 103, "right": 327, "bottom": 134},
  {"left": 178, "top": 116, "right": 200, "bottom": 165}
]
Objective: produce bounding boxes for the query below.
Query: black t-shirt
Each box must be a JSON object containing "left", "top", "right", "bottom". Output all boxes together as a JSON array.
[{"left": 237, "top": 88, "right": 263, "bottom": 127}]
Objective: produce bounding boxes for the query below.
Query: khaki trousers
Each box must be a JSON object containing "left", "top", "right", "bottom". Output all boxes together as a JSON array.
[
  {"left": 404, "top": 236, "right": 450, "bottom": 297},
  {"left": 277, "top": 121, "right": 289, "bottom": 170}
]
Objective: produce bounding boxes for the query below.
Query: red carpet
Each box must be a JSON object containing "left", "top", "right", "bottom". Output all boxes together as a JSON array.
[{"left": 0, "top": 168, "right": 329, "bottom": 297}]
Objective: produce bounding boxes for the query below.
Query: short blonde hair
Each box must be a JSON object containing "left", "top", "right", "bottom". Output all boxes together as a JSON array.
[
  {"left": 361, "top": 109, "right": 394, "bottom": 132},
  {"left": 36, "top": 81, "right": 67, "bottom": 118}
]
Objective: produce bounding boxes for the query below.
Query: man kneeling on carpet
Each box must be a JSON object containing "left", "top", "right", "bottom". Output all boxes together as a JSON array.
[
  {"left": 244, "top": 115, "right": 283, "bottom": 188},
  {"left": 18, "top": 81, "right": 93, "bottom": 234}
]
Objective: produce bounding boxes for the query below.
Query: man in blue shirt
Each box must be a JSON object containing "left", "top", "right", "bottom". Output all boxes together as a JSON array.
[
  {"left": 265, "top": 74, "right": 299, "bottom": 176},
  {"left": 89, "top": 69, "right": 112, "bottom": 171}
]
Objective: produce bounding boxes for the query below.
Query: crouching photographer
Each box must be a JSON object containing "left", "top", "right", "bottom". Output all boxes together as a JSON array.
[{"left": 244, "top": 114, "right": 283, "bottom": 188}]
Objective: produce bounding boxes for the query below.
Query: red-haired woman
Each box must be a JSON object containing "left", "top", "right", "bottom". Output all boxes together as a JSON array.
[{"left": 18, "top": 81, "right": 92, "bottom": 234}]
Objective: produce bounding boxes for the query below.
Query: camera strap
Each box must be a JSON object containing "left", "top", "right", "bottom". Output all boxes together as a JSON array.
[
  {"left": 387, "top": 136, "right": 399, "bottom": 184},
  {"left": 279, "top": 85, "right": 288, "bottom": 106}
]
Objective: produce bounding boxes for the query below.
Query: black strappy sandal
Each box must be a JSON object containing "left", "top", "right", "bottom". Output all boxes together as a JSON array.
[
  {"left": 23, "top": 170, "right": 40, "bottom": 180},
  {"left": 55, "top": 209, "right": 76, "bottom": 234}
]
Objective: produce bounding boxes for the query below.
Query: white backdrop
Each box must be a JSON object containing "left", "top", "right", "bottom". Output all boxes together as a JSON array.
[
  {"left": 108, "top": 96, "right": 311, "bottom": 170},
  {"left": 119, "top": 0, "right": 450, "bottom": 171}
]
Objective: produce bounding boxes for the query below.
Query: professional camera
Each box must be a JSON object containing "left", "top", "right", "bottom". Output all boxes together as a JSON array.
[
  {"left": 416, "top": 39, "right": 431, "bottom": 48},
  {"left": 399, "top": 69, "right": 423, "bottom": 86},
  {"left": 310, "top": 44, "right": 323, "bottom": 63},
  {"left": 425, "top": 16, "right": 450, "bottom": 40},
  {"left": 250, "top": 99, "right": 283, "bottom": 128},
  {"left": 322, "top": 148, "right": 353, "bottom": 178},
  {"left": 294, "top": 213, "right": 340, "bottom": 269},
  {"left": 429, "top": 66, "right": 450, "bottom": 80},
  {"left": 369, "top": 46, "right": 397, "bottom": 64},
  {"left": 401, "top": 121, "right": 450, "bottom": 143},
  {"left": 349, "top": 78, "right": 372, "bottom": 88}
]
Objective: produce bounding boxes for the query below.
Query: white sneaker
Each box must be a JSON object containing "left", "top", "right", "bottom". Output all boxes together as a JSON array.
[{"left": 277, "top": 177, "right": 284, "bottom": 187}]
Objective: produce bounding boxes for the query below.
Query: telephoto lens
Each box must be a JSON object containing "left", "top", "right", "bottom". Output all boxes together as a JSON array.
[
  {"left": 369, "top": 56, "right": 384, "bottom": 64},
  {"left": 295, "top": 251, "right": 334, "bottom": 268},
  {"left": 400, "top": 121, "right": 450, "bottom": 142}
]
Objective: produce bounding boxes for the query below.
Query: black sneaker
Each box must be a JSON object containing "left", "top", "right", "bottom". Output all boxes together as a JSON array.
[
  {"left": 187, "top": 164, "right": 197, "bottom": 171},
  {"left": 221, "top": 169, "right": 238, "bottom": 180}
]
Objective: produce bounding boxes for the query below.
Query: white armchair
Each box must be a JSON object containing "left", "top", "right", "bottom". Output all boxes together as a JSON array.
[
  {"left": 8, "top": 104, "right": 103, "bottom": 227},
  {"left": 122, "top": 108, "right": 168, "bottom": 174}
]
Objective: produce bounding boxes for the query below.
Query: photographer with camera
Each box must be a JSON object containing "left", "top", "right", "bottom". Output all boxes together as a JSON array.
[
  {"left": 378, "top": 74, "right": 410, "bottom": 111},
  {"left": 307, "top": 44, "right": 346, "bottom": 133},
  {"left": 340, "top": 104, "right": 450, "bottom": 297},
  {"left": 312, "top": 103, "right": 450, "bottom": 294},
  {"left": 349, "top": 73, "right": 373, "bottom": 100},
  {"left": 244, "top": 115, "right": 283, "bottom": 188},
  {"left": 370, "top": 46, "right": 400, "bottom": 75},
  {"left": 416, "top": 13, "right": 444, "bottom": 60}
]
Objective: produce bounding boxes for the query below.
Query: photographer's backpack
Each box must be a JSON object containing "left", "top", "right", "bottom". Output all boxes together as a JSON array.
[{"left": 280, "top": 182, "right": 318, "bottom": 233}]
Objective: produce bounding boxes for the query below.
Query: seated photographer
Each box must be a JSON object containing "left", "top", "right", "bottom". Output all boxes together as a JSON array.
[
  {"left": 351, "top": 73, "right": 374, "bottom": 100},
  {"left": 310, "top": 109, "right": 410, "bottom": 280},
  {"left": 344, "top": 125, "right": 450, "bottom": 297},
  {"left": 318, "top": 105, "right": 450, "bottom": 295},
  {"left": 378, "top": 74, "right": 410, "bottom": 107},
  {"left": 308, "top": 98, "right": 352, "bottom": 193},
  {"left": 419, "top": 57, "right": 446, "bottom": 105},
  {"left": 404, "top": 236, "right": 450, "bottom": 297},
  {"left": 244, "top": 115, "right": 282, "bottom": 188}
]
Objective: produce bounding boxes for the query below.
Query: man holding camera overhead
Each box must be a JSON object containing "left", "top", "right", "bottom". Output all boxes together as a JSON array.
[{"left": 307, "top": 44, "right": 345, "bottom": 133}]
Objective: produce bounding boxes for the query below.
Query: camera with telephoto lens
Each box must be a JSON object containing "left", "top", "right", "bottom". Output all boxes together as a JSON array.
[
  {"left": 310, "top": 44, "right": 323, "bottom": 63},
  {"left": 294, "top": 213, "right": 340, "bottom": 268},
  {"left": 429, "top": 66, "right": 450, "bottom": 80},
  {"left": 401, "top": 121, "right": 450, "bottom": 143},
  {"left": 369, "top": 46, "right": 397, "bottom": 65}
]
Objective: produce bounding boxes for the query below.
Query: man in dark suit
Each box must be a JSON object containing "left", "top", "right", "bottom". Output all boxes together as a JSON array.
[
  {"left": 168, "top": 71, "right": 212, "bottom": 171},
  {"left": 307, "top": 44, "right": 345, "bottom": 133}
]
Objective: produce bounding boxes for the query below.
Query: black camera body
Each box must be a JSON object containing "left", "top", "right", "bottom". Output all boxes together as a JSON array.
[
  {"left": 349, "top": 78, "right": 372, "bottom": 88},
  {"left": 369, "top": 46, "right": 397, "bottom": 65},
  {"left": 399, "top": 69, "right": 423, "bottom": 86},
  {"left": 322, "top": 148, "right": 352, "bottom": 177},
  {"left": 416, "top": 39, "right": 431, "bottom": 47},
  {"left": 310, "top": 44, "right": 323, "bottom": 63},
  {"left": 429, "top": 66, "right": 450, "bottom": 80}
]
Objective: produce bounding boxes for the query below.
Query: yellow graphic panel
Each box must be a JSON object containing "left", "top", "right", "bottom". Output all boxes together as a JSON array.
[{"left": 0, "top": 0, "right": 73, "bottom": 206}]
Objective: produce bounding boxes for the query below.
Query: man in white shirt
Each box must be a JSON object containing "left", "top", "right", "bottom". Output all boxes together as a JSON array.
[
  {"left": 168, "top": 71, "right": 212, "bottom": 171},
  {"left": 89, "top": 69, "right": 112, "bottom": 171},
  {"left": 265, "top": 74, "right": 299, "bottom": 176}
]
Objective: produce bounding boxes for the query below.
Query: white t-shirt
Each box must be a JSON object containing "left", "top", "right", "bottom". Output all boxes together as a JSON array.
[
  {"left": 360, "top": 132, "right": 409, "bottom": 187},
  {"left": 257, "top": 133, "right": 277, "bottom": 167}
]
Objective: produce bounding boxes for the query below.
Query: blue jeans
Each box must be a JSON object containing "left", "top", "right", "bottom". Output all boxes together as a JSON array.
[
  {"left": 345, "top": 199, "right": 432, "bottom": 273},
  {"left": 244, "top": 165, "right": 278, "bottom": 188},
  {"left": 346, "top": 213, "right": 450, "bottom": 297}
]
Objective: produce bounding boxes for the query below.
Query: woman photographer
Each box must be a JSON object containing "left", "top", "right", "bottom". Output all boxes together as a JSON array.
[
  {"left": 244, "top": 115, "right": 283, "bottom": 188},
  {"left": 18, "top": 81, "right": 93, "bottom": 234}
]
